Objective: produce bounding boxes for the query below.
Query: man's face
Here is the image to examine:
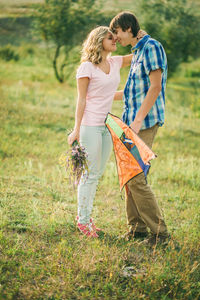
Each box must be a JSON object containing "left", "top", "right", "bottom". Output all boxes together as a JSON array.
[{"left": 114, "top": 27, "right": 132, "bottom": 47}]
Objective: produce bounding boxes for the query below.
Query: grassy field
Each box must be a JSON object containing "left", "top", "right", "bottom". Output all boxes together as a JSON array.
[
  {"left": 0, "top": 43, "right": 200, "bottom": 299},
  {"left": 0, "top": 2, "right": 200, "bottom": 299}
]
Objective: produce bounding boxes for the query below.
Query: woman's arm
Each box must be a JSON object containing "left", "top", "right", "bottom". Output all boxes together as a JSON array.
[
  {"left": 121, "top": 54, "right": 133, "bottom": 68},
  {"left": 114, "top": 90, "right": 123, "bottom": 101},
  {"left": 68, "top": 77, "right": 89, "bottom": 145}
]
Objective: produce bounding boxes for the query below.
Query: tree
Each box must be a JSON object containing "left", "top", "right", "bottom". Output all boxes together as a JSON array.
[
  {"left": 138, "top": 0, "right": 200, "bottom": 75},
  {"left": 36, "top": 0, "right": 111, "bottom": 82}
]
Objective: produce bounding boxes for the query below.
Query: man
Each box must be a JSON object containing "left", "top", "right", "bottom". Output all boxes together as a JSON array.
[{"left": 110, "top": 11, "right": 169, "bottom": 245}]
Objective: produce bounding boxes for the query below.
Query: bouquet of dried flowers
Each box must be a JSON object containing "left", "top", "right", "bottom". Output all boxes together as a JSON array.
[{"left": 59, "top": 140, "right": 89, "bottom": 187}]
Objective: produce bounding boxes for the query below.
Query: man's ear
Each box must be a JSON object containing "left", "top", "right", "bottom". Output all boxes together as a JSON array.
[{"left": 127, "top": 27, "right": 132, "bottom": 33}]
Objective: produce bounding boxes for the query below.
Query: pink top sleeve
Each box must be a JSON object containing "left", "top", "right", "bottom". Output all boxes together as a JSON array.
[{"left": 76, "top": 62, "right": 92, "bottom": 79}]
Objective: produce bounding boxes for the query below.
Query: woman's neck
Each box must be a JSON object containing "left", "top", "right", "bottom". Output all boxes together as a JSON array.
[{"left": 101, "top": 51, "right": 110, "bottom": 62}]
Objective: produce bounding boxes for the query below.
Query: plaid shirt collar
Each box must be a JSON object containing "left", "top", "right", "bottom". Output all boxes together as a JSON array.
[{"left": 131, "top": 35, "right": 150, "bottom": 53}]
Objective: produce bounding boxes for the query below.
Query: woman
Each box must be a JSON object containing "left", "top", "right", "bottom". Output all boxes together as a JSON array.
[{"left": 68, "top": 26, "right": 133, "bottom": 238}]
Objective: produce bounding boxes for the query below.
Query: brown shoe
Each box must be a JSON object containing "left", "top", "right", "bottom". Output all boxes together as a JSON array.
[
  {"left": 134, "top": 231, "right": 149, "bottom": 239},
  {"left": 148, "top": 233, "right": 171, "bottom": 246},
  {"left": 121, "top": 229, "right": 148, "bottom": 241}
]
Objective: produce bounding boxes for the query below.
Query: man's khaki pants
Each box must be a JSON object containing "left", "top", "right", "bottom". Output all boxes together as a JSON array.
[{"left": 125, "top": 124, "right": 168, "bottom": 236}]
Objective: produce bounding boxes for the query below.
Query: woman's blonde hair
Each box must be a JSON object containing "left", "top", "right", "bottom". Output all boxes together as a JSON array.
[{"left": 81, "top": 26, "right": 112, "bottom": 65}]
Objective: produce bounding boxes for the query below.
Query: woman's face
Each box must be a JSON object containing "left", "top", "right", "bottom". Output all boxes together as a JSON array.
[{"left": 102, "top": 32, "right": 117, "bottom": 52}]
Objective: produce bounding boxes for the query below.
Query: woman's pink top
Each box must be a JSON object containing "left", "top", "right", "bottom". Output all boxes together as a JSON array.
[{"left": 76, "top": 56, "right": 123, "bottom": 126}]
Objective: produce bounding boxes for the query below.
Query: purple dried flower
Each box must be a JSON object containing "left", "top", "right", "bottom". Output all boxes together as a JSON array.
[{"left": 59, "top": 140, "right": 89, "bottom": 188}]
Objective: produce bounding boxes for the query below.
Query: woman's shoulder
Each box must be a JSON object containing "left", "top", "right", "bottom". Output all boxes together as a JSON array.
[
  {"left": 77, "top": 61, "right": 94, "bottom": 72},
  {"left": 78, "top": 61, "right": 93, "bottom": 68},
  {"left": 76, "top": 61, "right": 94, "bottom": 78}
]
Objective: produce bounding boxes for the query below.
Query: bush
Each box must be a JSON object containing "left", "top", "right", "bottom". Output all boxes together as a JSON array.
[
  {"left": 0, "top": 45, "right": 19, "bottom": 61},
  {"left": 185, "top": 69, "right": 200, "bottom": 78},
  {"left": 138, "top": 0, "right": 200, "bottom": 76},
  {"left": 25, "top": 46, "right": 35, "bottom": 56}
]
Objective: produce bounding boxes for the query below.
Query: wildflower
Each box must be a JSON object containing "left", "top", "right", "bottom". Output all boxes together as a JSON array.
[{"left": 59, "top": 140, "right": 89, "bottom": 187}]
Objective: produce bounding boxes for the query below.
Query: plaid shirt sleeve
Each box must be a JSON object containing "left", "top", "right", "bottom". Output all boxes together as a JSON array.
[{"left": 143, "top": 41, "right": 167, "bottom": 75}]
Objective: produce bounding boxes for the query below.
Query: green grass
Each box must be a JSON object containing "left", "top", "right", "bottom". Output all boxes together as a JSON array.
[{"left": 0, "top": 45, "right": 200, "bottom": 299}]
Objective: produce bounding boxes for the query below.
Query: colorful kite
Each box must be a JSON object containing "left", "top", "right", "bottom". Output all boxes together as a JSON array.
[{"left": 105, "top": 113, "right": 156, "bottom": 191}]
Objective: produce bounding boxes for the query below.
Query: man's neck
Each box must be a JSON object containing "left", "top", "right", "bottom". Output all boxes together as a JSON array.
[{"left": 130, "top": 37, "right": 138, "bottom": 47}]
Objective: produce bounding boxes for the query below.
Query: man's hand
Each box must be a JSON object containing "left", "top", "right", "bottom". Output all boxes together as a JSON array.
[{"left": 130, "top": 119, "right": 142, "bottom": 134}]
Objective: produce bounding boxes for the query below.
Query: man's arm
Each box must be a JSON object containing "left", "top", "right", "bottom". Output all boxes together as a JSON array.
[{"left": 130, "top": 69, "right": 162, "bottom": 133}]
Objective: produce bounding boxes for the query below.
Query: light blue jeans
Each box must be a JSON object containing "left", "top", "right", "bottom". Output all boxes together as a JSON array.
[{"left": 78, "top": 125, "right": 113, "bottom": 224}]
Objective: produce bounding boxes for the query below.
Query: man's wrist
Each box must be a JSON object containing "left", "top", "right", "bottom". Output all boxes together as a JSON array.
[{"left": 133, "top": 116, "right": 143, "bottom": 125}]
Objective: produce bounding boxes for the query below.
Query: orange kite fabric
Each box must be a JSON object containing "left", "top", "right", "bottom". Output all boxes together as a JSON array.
[{"left": 105, "top": 113, "right": 156, "bottom": 191}]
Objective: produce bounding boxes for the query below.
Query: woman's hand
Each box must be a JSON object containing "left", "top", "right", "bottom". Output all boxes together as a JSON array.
[
  {"left": 137, "top": 29, "right": 147, "bottom": 41},
  {"left": 68, "top": 129, "right": 80, "bottom": 146}
]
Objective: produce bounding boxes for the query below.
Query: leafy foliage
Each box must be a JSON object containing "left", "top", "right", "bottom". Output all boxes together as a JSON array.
[
  {"left": 0, "top": 45, "right": 19, "bottom": 61},
  {"left": 36, "top": 0, "right": 112, "bottom": 82},
  {"left": 138, "top": 0, "right": 200, "bottom": 75}
]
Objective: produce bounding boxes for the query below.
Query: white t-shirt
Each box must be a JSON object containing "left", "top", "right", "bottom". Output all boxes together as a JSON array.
[{"left": 76, "top": 56, "right": 123, "bottom": 126}]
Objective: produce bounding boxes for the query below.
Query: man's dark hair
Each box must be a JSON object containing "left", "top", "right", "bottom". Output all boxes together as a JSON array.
[{"left": 110, "top": 11, "right": 140, "bottom": 37}]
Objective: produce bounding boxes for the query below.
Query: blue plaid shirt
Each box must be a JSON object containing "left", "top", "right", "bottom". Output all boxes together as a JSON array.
[{"left": 122, "top": 35, "right": 167, "bottom": 130}]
